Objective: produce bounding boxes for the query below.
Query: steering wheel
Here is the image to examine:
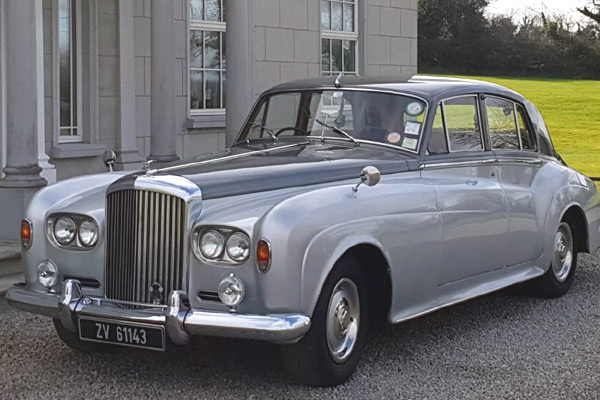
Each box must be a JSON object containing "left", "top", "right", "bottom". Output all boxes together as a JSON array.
[{"left": 273, "top": 127, "right": 309, "bottom": 137}]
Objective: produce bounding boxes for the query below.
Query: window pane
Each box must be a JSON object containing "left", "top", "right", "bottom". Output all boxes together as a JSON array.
[
  {"left": 429, "top": 105, "right": 448, "bottom": 154},
  {"left": 321, "top": 0, "right": 331, "bottom": 30},
  {"left": 517, "top": 105, "right": 536, "bottom": 150},
  {"left": 221, "top": 31, "right": 227, "bottom": 70},
  {"left": 190, "top": 0, "right": 204, "bottom": 20},
  {"left": 59, "top": 0, "right": 71, "bottom": 128},
  {"left": 190, "top": 71, "right": 204, "bottom": 109},
  {"left": 331, "top": 39, "right": 342, "bottom": 72},
  {"left": 263, "top": 93, "right": 302, "bottom": 133},
  {"left": 444, "top": 97, "right": 483, "bottom": 151},
  {"left": 204, "top": 31, "right": 221, "bottom": 69},
  {"left": 487, "top": 98, "right": 519, "bottom": 150},
  {"left": 331, "top": 1, "right": 343, "bottom": 31},
  {"left": 205, "top": 0, "right": 221, "bottom": 21},
  {"left": 343, "top": 40, "right": 355, "bottom": 72},
  {"left": 205, "top": 71, "right": 221, "bottom": 109},
  {"left": 343, "top": 3, "right": 354, "bottom": 32},
  {"left": 322, "top": 39, "right": 331, "bottom": 73},
  {"left": 190, "top": 31, "right": 203, "bottom": 68}
]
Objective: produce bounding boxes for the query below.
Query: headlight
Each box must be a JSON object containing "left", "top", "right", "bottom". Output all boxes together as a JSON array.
[
  {"left": 200, "top": 229, "right": 225, "bottom": 260},
  {"left": 226, "top": 232, "right": 250, "bottom": 262},
  {"left": 78, "top": 220, "right": 99, "bottom": 247},
  {"left": 54, "top": 216, "right": 76, "bottom": 245},
  {"left": 37, "top": 259, "right": 59, "bottom": 289}
]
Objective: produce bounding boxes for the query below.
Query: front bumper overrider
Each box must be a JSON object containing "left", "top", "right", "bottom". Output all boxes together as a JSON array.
[{"left": 6, "top": 280, "right": 311, "bottom": 345}]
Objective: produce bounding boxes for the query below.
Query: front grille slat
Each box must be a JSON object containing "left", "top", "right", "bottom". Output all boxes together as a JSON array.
[{"left": 105, "top": 189, "right": 186, "bottom": 304}]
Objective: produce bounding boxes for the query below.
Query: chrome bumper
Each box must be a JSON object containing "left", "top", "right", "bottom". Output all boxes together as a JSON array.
[{"left": 6, "top": 280, "right": 311, "bottom": 345}]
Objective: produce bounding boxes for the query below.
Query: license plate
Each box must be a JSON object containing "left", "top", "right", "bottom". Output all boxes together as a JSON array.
[{"left": 78, "top": 317, "right": 166, "bottom": 351}]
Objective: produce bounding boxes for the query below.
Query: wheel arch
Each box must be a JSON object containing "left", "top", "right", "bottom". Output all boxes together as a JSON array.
[
  {"left": 301, "top": 235, "right": 393, "bottom": 320},
  {"left": 561, "top": 205, "right": 589, "bottom": 253}
]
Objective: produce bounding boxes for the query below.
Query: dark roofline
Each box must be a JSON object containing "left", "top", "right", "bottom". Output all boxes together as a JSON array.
[{"left": 264, "top": 75, "right": 526, "bottom": 104}]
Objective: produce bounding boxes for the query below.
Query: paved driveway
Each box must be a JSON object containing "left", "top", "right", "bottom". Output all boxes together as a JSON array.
[{"left": 2, "top": 250, "right": 600, "bottom": 399}]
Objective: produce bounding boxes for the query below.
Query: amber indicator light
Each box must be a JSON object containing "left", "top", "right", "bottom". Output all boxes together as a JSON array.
[
  {"left": 21, "top": 219, "right": 32, "bottom": 249},
  {"left": 256, "top": 240, "right": 271, "bottom": 273}
]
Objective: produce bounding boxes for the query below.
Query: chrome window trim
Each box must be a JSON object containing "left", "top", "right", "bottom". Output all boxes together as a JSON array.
[
  {"left": 422, "top": 158, "right": 497, "bottom": 170},
  {"left": 441, "top": 95, "right": 485, "bottom": 153}
]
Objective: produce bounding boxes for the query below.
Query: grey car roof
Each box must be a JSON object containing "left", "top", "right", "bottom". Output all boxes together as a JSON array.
[{"left": 266, "top": 75, "right": 527, "bottom": 104}]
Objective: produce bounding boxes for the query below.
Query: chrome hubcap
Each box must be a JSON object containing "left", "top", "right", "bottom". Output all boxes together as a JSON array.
[
  {"left": 552, "top": 223, "right": 573, "bottom": 283},
  {"left": 326, "top": 278, "right": 360, "bottom": 363}
]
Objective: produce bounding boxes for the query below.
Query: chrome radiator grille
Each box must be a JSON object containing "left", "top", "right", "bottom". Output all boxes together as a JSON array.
[{"left": 105, "top": 189, "right": 186, "bottom": 304}]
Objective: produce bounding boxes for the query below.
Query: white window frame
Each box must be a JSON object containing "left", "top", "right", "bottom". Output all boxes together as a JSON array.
[
  {"left": 53, "top": 0, "right": 83, "bottom": 144},
  {"left": 188, "top": 1, "right": 226, "bottom": 117},
  {"left": 320, "top": 0, "right": 359, "bottom": 76}
]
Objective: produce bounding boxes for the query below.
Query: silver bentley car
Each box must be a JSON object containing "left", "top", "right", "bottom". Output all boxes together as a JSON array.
[{"left": 7, "top": 76, "right": 600, "bottom": 386}]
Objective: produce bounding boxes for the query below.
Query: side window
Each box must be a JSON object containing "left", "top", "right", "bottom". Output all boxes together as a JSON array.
[
  {"left": 516, "top": 105, "right": 536, "bottom": 150},
  {"left": 444, "top": 97, "right": 483, "bottom": 151},
  {"left": 428, "top": 105, "right": 448, "bottom": 154},
  {"left": 486, "top": 97, "right": 520, "bottom": 150}
]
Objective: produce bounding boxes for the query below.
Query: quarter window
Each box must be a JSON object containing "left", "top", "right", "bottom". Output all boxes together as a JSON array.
[
  {"left": 516, "top": 105, "right": 536, "bottom": 150},
  {"left": 486, "top": 97, "right": 520, "bottom": 150},
  {"left": 428, "top": 105, "right": 449, "bottom": 154},
  {"left": 321, "top": 0, "right": 357, "bottom": 76},
  {"left": 189, "top": 0, "right": 226, "bottom": 114},
  {"left": 443, "top": 97, "right": 483, "bottom": 152}
]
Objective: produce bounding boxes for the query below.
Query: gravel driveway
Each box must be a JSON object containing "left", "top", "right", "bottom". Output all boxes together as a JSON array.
[{"left": 2, "top": 249, "right": 600, "bottom": 399}]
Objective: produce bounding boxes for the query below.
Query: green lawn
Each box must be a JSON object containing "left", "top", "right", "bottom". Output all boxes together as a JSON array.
[{"left": 450, "top": 75, "right": 600, "bottom": 179}]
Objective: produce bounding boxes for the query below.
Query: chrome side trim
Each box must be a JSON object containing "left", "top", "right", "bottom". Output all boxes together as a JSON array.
[
  {"left": 422, "top": 159, "right": 497, "bottom": 170},
  {"left": 6, "top": 281, "right": 311, "bottom": 344},
  {"left": 494, "top": 157, "right": 544, "bottom": 165}
]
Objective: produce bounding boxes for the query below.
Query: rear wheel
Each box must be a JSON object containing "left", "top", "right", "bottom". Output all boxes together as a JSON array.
[
  {"left": 53, "top": 319, "right": 108, "bottom": 353},
  {"left": 532, "top": 221, "right": 577, "bottom": 298},
  {"left": 282, "top": 257, "right": 368, "bottom": 387}
]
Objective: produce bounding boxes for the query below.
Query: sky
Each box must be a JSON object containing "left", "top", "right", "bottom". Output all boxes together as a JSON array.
[{"left": 487, "top": 0, "right": 591, "bottom": 22}]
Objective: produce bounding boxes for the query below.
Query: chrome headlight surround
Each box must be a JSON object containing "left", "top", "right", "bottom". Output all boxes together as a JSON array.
[
  {"left": 46, "top": 214, "right": 100, "bottom": 251},
  {"left": 192, "top": 227, "right": 251, "bottom": 265}
]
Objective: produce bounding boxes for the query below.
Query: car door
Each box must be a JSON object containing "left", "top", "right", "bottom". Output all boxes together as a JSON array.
[
  {"left": 422, "top": 95, "right": 509, "bottom": 286},
  {"left": 485, "top": 96, "right": 545, "bottom": 265}
]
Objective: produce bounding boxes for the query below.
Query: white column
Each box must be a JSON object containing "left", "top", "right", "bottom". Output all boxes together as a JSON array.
[
  {"left": 225, "top": 0, "right": 254, "bottom": 147},
  {"left": 35, "top": 0, "right": 56, "bottom": 183},
  {"left": 116, "top": 0, "right": 144, "bottom": 170},
  {"left": 149, "top": 0, "right": 179, "bottom": 163},
  {"left": 0, "top": 0, "right": 47, "bottom": 188}
]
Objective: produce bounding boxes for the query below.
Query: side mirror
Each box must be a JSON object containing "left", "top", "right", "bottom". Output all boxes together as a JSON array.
[
  {"left": 353, "top": 166, "right": 381, "bottom": 192},
  {"left": 103, "top": 150, "right": 116, "bottom": 172}
]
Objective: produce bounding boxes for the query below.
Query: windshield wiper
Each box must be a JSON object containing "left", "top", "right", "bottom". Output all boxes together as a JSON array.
[
  {"left": 248, "top": 122, "right": 277, "bottom": 141},
  {"left": 314, "top": 118, "right": 358, "bottom": 145}
]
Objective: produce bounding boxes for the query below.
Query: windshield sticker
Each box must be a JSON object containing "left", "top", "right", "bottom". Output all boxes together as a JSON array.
[
  {"left": 402, "top": 137, "right": 418, "bottom": 150},
  {"left": 387, "top": 132, "right": 402, "bottom": 144},
  {"left": 406, "top": 102, "right": 425, "bottom": 116},
  {"left": 404, "top": 121, "right": 421, "bottom": 136}
]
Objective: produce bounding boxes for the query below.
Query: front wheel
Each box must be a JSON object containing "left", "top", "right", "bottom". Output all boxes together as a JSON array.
[
  {"left": 532, "top": 221, "right": 577, "bottom": 298},
  {"left": 281, "top": 257, "right": 368, "bottom": 387}
]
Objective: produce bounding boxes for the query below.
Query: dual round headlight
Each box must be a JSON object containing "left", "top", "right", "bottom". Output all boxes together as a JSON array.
[
  {"left": 197, "top": 229, "right": 250, "bottom": 263},
  {"left": 52, "top": 216, "right": 99, "bottom": 248}
]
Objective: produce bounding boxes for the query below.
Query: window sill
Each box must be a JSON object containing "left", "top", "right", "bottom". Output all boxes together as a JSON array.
[
  {"left": 186, "top": 114, "right": 226, "bottom": 130},
  {"left": 51, "top": 143, "right": 107, "bottom": 159}
]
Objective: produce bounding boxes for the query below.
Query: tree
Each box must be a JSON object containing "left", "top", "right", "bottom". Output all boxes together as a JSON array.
[{"left": 578, "top": 1, "right": 600, "bottom": 24}]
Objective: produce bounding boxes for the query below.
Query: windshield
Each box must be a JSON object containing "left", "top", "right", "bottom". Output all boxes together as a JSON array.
[{"left": 238, "top": 90, "right": 428, "bottom": 152}]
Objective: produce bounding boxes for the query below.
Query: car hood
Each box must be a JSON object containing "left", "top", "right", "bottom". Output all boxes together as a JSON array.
[{"left": 139, "top": 141, "right": 414, "bottom": 199}]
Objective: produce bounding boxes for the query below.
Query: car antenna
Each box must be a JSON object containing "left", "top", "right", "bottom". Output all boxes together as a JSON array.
[{"left": 334, "top": 72, "right": 343, "bottom": 88}]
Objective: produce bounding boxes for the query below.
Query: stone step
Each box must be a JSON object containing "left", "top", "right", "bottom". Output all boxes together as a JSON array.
[{"left": 0, "top": 241, "right": 21, "bottom": 277}]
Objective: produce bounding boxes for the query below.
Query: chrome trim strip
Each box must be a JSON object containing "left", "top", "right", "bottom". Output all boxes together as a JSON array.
[
  {"left": 154, "top": 142, "right": 309, "bottom": 175},
  {"left": 422, "top": 159, "right": 497, "bottom": 169},
  {"left": 6, "top": 281, "right": 311, "bottom": 344},
  {"left": 495, "top": 157, "right": 544, "bottom": 165}
]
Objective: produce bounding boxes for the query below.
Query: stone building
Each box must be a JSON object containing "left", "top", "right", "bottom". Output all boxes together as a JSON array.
[{"left": 0, "top": 0, "right": 418, "bottom": 239}]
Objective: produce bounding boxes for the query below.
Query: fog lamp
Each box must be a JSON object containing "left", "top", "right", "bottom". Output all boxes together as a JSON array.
[
  {"left": 218, "top": 274, "right": 245, "bottom": 307},
  {"left": 37, "top": 259, "right": 59, "bottom": 289}
]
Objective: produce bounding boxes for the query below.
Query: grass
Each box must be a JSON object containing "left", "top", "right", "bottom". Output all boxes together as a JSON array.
[{"left": 450, "top": 75, "right": 600, "bottom": 179}]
